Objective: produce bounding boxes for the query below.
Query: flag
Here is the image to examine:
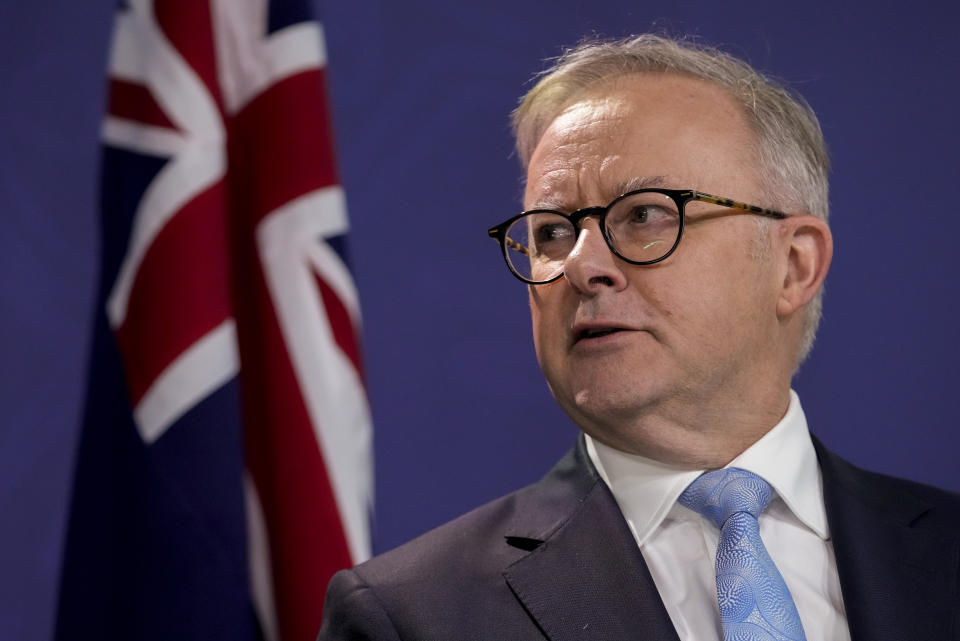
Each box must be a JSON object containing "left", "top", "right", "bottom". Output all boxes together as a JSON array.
[{"left": 55, "top": 1, "right": 372, "bottom": 640}]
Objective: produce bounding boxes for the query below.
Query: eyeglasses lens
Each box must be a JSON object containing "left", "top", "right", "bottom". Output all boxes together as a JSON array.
[
  {"left": 504, "top": 212, "right": 572, "bottom": 283},
  {"left": 605, "top": 191, "right": 680, "bottom": 263}
]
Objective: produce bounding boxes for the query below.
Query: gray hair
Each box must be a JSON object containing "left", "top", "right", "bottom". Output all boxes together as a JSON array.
[{"left": 512, "top": 34, "right": 830, "bottom": 365}]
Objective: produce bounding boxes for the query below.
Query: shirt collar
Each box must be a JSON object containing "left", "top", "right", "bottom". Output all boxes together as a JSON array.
[{"left": 585, "top": 390, "right": 829, "bottom": 545}]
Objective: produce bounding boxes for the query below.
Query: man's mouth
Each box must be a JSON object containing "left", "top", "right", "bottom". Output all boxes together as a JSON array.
[{"left": 578, "top": 327, "right": 626, "bottom": 340}]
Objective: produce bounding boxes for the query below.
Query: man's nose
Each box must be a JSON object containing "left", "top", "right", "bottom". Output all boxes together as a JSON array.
[{"left": 561, "top": 218, "right": 628, "bottom": 293}]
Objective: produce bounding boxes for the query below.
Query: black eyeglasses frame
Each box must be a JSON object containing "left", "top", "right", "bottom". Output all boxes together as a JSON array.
[{"left": 487, "top": 188, "right": 788, "bottom": 285}]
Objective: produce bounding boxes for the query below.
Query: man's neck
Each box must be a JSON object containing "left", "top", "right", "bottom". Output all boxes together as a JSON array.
[{"left": 576, "top": 387, "right": 792, "bottom": 468}]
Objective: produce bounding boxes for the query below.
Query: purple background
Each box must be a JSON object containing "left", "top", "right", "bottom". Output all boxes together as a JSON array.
[{"left": 2, "top": 1, "right": 958, "bottom": 640}]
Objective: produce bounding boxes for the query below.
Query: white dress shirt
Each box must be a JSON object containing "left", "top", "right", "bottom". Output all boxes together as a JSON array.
[{"left": 585, "top": 390, "right": 851, "bottom": 641}]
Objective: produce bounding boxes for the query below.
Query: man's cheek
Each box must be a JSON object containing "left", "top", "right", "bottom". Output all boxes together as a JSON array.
[{"left": 530, "top": 319, "right": 549, "bottom": 371}]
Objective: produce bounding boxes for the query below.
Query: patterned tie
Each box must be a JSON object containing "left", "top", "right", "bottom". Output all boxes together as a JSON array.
[{"left": 678, "top": 468, "right": 807, "bottom": 641}]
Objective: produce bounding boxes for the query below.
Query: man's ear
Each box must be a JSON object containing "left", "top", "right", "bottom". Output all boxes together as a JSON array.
[{"left": 776, "top": 215, "right": 833, "bottom": 318}]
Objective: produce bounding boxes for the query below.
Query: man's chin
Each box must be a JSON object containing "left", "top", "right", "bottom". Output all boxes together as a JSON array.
[{"left": 564, "top": 384, "right": 662, "bottom": 431}]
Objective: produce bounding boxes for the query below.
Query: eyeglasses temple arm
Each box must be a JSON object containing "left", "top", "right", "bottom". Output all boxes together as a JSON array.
[{"left": 692, "top": 191, "right": 788, "bottom": 220}]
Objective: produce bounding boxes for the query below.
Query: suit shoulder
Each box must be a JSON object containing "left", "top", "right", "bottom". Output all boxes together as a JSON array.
[
  {"left": 354, "top": 443, "right": 597, "bottom": 589},
  {"left": 319, "top": 488, "right": 546, "bottom": 640},
  {"left": 321, "top": 449, "right": 598, "bottom": 640},
  {"left": 368, "top": 492, "right": 517, "bottom": 572},
  {"left": 318, "top": 568, "right": 402, "bottom": 641},
  {"left": 819, "top": 444, "right": 960, "bottom": 531},
  {"left": 318, "top": 488, "right": 538, "bottom": 640},
  {"left": 355, "top": 480, "right": 559, "bottom": 587},
  {"left": 859, "top": 467, "right": 960, "bottom": 526}
]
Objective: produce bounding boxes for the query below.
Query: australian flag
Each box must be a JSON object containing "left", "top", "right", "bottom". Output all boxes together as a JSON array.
[{"left": 54, "top": 2, "right": 373, "bottom": 640}]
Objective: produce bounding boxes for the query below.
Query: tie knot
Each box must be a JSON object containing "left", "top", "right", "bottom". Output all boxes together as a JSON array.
[{"left": 678, "top": 468, "right": 773, "bottom": 529}]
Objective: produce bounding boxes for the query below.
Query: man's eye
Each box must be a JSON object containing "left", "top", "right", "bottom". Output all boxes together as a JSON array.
[
  {"left": 533, "top": 223, "right": 573, "bottom": 244},
  {"left": 626, "top": 205, "right": 669, "bottom": 223}
]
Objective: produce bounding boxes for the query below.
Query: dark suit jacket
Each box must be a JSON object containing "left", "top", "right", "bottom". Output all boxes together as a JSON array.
[{"left": 318, "top": 436, "right": 960, "bottom": 640}]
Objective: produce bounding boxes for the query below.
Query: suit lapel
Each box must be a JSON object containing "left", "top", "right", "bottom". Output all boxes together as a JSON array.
[
  {"left": 503, "top": 439, "right": 680, "bottom": 641},
  {"left": 815, "top": 438, "right": 960, "bottom": 641}
]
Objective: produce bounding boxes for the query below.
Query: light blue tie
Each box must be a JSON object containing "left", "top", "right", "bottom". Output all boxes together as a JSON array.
[{"left": 678, "top": 468, "right": 807, "bottom": 641}]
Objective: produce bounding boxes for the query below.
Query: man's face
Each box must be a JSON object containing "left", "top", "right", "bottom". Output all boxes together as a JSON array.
[{"left": 525, "top": 73, "right": 788, "bottom": 461}]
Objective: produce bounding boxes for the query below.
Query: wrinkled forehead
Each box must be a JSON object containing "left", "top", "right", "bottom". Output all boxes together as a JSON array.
[
  {"left": 524, "top": 98, "right": 641, "bottom": 208},
  {"left": 523, "top": 74, "right": 761, "bottom": 211}
]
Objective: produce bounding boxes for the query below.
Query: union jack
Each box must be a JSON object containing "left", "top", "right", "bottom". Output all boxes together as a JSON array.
[{"left": 55, "top": 1, "right": 372, "bottom": 640}]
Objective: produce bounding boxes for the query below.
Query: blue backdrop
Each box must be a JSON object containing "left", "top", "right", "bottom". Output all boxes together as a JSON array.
[{"left": 2, "top": 2, "right": 958, "bottom": 640}]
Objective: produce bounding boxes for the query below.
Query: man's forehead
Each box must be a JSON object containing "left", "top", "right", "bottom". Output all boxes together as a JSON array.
[
  {"left": 522, "top": 100, "right": 678, "bottom": 209},
  {"left": 523, "top": 73, "right": 757, "bottom": 211},
  {"left": 525, "top": 174, "right": 679, "bottom": 211},
  {"left": 550, "top": 93, "right": 629, "bottom": 128}
]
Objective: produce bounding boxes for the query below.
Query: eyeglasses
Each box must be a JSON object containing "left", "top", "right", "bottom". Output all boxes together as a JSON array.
[{"left": 487, "top": 188, "right": 787, "bottom": 285}]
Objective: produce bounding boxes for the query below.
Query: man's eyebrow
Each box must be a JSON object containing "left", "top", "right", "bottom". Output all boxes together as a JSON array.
[
  {"left": 612, "top": 175, "right": 671, "bottom": 195},
  {"left": 527, "top": 196, "right": 568, "bottom": 211},
  {"left": 526, "top": 175, "right": 673, "bottom": 211}
]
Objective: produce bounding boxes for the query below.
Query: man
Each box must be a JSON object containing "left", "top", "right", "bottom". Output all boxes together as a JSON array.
[{"left": 319, "top": 35, "right": 960, "bottom": 640}]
